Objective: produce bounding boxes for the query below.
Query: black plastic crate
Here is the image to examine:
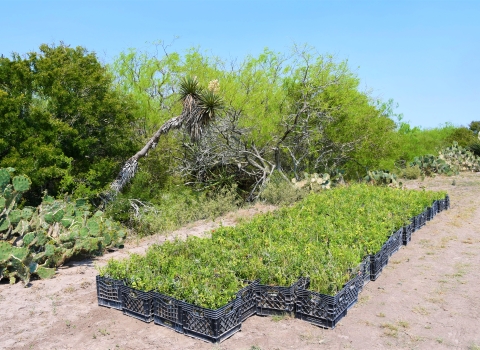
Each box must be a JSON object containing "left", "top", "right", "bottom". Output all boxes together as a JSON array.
[
  {"left": 360, "top": 255, "right": 372, "bottom": 288},
  {"left": 387, "top": 228, "right": 403, "bottom": 256},
  {"left": 432, "top": 200, "right": 440, "bottom": 214},
  {"left": 445, "top": 194, "right": 450, "bottom": 209},
  {"left": 402, "top": 220, "right": 415, "bottom": 246},
  {"left": 255, "top": 278, "right": 307, "bottom": 316},
  {"left": 438, "top": 198, "right": 446, "bottom": 212},
  {"left": 120, "top": 285, "right": 153, "bottom": 323},
  {"left": 369, "top": 228, "right": 402, "bottom": 281},
  {"left": 415, "top": 211, "right": 427, "bottom": 230},
  {"left": 152, "top": 291, "right": 185, "bottom": 333},
  {"left": 181, "top": 297, "right": 242, "bottom": 343},
  {"left": 236, "top": 280, "right": 259, "bottom": 322},
  {"left": 96, "top": 275, "right": 124, "bottom": 310},
  {"left": 370, "top": 241, "right": 390, "bottom": 281},
  {"left": 295, "top": 272, "right": 362, "bottom": 329}
]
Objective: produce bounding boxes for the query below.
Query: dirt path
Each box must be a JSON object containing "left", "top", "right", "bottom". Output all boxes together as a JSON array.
[{"left": 1, "top": 174, "right": 479, "bottom": 350}]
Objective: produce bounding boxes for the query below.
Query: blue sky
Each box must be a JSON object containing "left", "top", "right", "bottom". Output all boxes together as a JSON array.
[{"left": 2, "top": 0, "right": 479, "bottom": 129}]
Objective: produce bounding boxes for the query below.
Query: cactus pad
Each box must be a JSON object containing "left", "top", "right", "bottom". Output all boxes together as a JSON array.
[
  {"left": 0, "top": 241, "right": 13, "bottom": 262},
  {"left": 52, "top": 209, "right": 64, "bottom": 222},
  {"left": 0, "top": 168, "right": 11, "bottom": 191},
  {"left": 12, "top": 175, "right": 31, "bottom": 192},
  {"left": 0, "top": 218, "right": 10, "bottom": 231},
  {"left": 36, "top": 266, "right": 55, "bottom": 279},
  {"left": 23, "top": 232, "right": 35, "bottom": 246},
  {"left": 8, "top": 209, "right": 22, "bottom": 224}
]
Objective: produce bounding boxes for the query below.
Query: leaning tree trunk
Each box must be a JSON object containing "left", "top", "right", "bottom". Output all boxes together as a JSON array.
[{"left": 104, "top": 94, "right": 205, "bottom": 203}]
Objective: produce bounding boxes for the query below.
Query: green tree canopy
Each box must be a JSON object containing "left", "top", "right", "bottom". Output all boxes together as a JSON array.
[{"left": 0, "top": 43, "right": 139, "bottom": 204}]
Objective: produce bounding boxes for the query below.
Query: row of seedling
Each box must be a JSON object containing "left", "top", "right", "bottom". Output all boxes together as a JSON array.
[{"left": 96, "top": 186, "right": 449, "bottom": 343}]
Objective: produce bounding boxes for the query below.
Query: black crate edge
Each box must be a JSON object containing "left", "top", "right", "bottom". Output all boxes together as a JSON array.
[
  {"left": 402, "top": 221, "right": 414, "bottom": 246},
  {"left": 295, "top": 272, "right": 362, "bottom": 329},
  {"left": 181, "top": 297, "right": 242, "bottom": 343},
  {"left": 255, "top": 277, "right": 308, "bottom": 317},
  {"left": 237, "top": 280, "right": 259, "bottom": 322},
  {"left": 152, "top": 291, "right": 185, "bottom": 333},
  {"left": 120, "top": 285, "right": 154, "bottom": 323},
  {"left": 370, "top": 228, "right": 402, "bottom": 281},
  {"left": 96, "top": 275, "right": 124, "bottom": 310}
]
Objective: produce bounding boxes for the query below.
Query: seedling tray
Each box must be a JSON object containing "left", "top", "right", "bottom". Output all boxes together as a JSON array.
[
  {"left": 255, "top": 277, "right": 309, "bottom": 316},
  {"left": 120, "top": 285, "right": 153, "bottom": 323},
  {"left": 295, "top": 272, "right": 362, "bottom": 329},
  {"left": 181, "top": 297, "right": 242, "bottom": 343},
  {"left": 96, "top": 275, "right": 124, "bottom": 310}
]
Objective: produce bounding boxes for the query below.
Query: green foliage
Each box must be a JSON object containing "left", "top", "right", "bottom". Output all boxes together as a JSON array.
[
  {"left": 469, "top": 121, "right": 480, "bottom": 135},
  {"left": 401, "top": 164, "right": 422, "bottom": 180},
  {"left": 259, "top": 172, "right": 305, "bottom": 206},
  {"left": 0, "top": 43, "right": 139, "bottom": 204},
  {"left": 112, "top": 183, "right": 241, "bottom": 237},
  {"left": 100, "top": 184, "right": 445, "bottom": 309},
  {"left": 0, "top": 169, "right": 127, "bottom": 284},
  {"left": 392, "top": 122, "right": 457, "bottom": 166},
  {"left": 469, "top": 143, "right": 480, "bottom": 157},
  {"left": 109, "top": 45, "right": 400, "bottom": 190},
  {"left": 444, "top": 127, "right": 478, "bottom": 148}
]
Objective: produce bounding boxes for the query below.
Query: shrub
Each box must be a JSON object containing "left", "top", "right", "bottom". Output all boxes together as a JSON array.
[{"left": 403, "top": 164, "right": 422, "bottom": 180}]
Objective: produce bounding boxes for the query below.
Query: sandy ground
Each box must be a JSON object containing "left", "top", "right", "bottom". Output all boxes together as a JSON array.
[{"left": 1, "top": 173, "right": 479, "bottom": 350}]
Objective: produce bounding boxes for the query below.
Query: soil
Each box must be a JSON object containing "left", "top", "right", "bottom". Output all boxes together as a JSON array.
[{"left": 1, "top": 173, "right": 480, "bottom": 350}]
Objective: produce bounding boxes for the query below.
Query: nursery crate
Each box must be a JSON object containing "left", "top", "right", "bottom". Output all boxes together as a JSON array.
[
  {"left": 370, "top": 247, "right": 388, "bottom": 281},
  {"left": 360, "top": 255, "right": 372, "bottom": 288},
  {"left": 255, "top": 277, "right": 309, "bottom": 316},
  {"left": 96, "top": 275, "right": 124, "bottom": 310},
  {"left": 445, "top": 194, "right": 450, "bottom": 209},
  {"left": 370, "top": 228, "right": 402, "bottom": 281},
  {"left": 181, "top": 297, "right": 242, "bottom": 343},
  {"left": 432, "top": 200, "right": 440, "bottom": 214},
  {"left": 402, "top": 221, "right": 414, "bottom": 245},
  {"left": 414, "top": 211, "right": 427, "bottom": 230},
  {"left": 438, "top": 198, "right": 446, "bottom": 212},
  {"left": 237, "top": 280, "right": 259, "bottom": 322},
  {"left": 120, "top": 285, "right": 153, "bottom": 323},
  {"left": 426, "top": 206, "right": 435, "bottom": 221},
  {"left": 387, "top": 228, "right": 403, "bottom": 256},
  {"left": 295, "top": 273, "right": 362, "bottom": 329},
  {"left": 152, "top": 292, "right": 185, "bottom": 333}
]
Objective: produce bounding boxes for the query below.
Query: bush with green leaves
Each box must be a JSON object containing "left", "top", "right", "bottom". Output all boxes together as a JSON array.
[
  {"left": 100, "top": 184, "right": 445, "bottom": 309},
  {"left": 0, "top": 168, "right": 127, "bottom": 284},
  {"left": 0, "top": 44, "right": 139, "bottom": 205}
]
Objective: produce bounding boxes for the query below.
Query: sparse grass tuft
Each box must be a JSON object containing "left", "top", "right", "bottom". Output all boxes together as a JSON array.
[{"left": 380, "top": 323, "right": 398, "bottom": 337}]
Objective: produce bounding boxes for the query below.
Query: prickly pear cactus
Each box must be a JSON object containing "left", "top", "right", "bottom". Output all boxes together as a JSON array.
[
  {"left": 438, "top": 142, "right": 480, "bottom": 172},
  {"left": 411, "top": 142, "right": 480, "bottom": 177},
  {"left": 363, "top": 170, "right": 402, "bottom": 188},
  {"left": 0, "top": 168, "right": 128, "bottom": 285},
  {"left": 292, "top": 172, "right": 332, "bottom": 191}
]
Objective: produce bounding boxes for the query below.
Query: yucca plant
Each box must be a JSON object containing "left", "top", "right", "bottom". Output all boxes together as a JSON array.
[{"left": 107, "top": 76, "right": 223, "bottom": 199}]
